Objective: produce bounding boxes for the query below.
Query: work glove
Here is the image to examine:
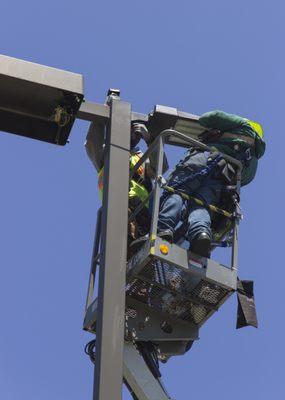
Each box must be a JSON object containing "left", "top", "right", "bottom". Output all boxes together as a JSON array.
[{"left": 132, "top": 122, "right": 151, "bottom": 144}]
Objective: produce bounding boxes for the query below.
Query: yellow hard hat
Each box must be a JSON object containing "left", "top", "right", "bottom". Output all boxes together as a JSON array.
[{"left": 247, "top": 120, "right": 264, "bottom": 139}]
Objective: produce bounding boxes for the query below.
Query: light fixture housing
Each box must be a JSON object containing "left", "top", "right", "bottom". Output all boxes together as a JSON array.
[
  {"left": 0, "top": 54, "right": 84, "bottom": 145},
  {"left": 147, "top": 105, "right": 205, "bottom": 146}
]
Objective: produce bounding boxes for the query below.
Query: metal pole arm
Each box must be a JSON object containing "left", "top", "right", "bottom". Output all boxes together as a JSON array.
[
  {"left": 77, "top": 101, "right": 110, "bottom": 122},
  {"left": 77, "top": 100, "right": 148, "bottom": 124},
  {"left": 123, "top": 342, "right": 170, "bottom": 400}
]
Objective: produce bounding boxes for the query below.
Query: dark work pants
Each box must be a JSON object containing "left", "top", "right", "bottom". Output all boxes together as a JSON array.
[{"left": 158, "top": 150, "right": 224, "bottom": 243}]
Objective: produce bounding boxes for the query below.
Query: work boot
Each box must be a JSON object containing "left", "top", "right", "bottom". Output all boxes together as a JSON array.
[
  {"left": 157, "top": 229, "right": 173, "bottom": 242},
  {"left": 190, "top": 232, "right": 211, "bottom": 258},
  {"left": 129, "top": 233, "right": 149, "bottom": 253}
]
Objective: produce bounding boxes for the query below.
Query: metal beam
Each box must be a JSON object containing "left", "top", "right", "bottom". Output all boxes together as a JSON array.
[
  {"left": 131, "top": 111, "right": 148, "bottom": 122},
  {"left": 77, "top": 101, "right": 110, "bottom": 122},
  {"left": 77, "top": 101, "right": 148, "bottom": 124},
  {"left": 123, "top": 342, "right": 170, "bottom": 400},
  {"left": 93, "top": 94, "right": 131, "bottom": 400},
  {"left": 85, "top": 208, "right": 102, "bottom": 313}
]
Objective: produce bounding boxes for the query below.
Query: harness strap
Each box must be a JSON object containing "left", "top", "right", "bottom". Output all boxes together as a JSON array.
[
  {"left": 161, "top": 150, "right": 243, "bottom": 220},
  {"left": 169, "top": 152, "right": 223, "bottom": 192}
]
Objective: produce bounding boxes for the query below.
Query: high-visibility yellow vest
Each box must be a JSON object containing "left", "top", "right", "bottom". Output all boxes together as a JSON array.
[{"left": 98, "top": 151, "right": 149, "bottom": 205}]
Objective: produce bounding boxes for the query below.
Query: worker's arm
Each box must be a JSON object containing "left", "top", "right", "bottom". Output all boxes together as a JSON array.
[
  {"left": 85, "top": 121, "right": 105, "bottom": 172},
  {"left": 132, "top": 123, "right": 169, "bottom": 177},
  {"left": 199, "top": 110, "right": 266, "bottom": 159}
]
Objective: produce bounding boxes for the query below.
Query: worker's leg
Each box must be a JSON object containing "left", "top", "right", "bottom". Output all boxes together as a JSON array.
[
  {"left": 157, "top": 161, "right": 200, "bottom": 236},
  {"left": 157, "top": 152, "right": 209, "bottom": 237},
  {"left": 158, "top": 150, "right": 222, "bottom": 243},
  {"left": 157, "top": 193, "right": 183, "bottom": 234},
  {"left": 129, "top": 197, "right": 151, "bottom": 238},
  {"left": 187, "top": 177, "right": 223, "bottom": 256},
  {"left": 187, "top": 205, "right": 211, "bottom": 242}
]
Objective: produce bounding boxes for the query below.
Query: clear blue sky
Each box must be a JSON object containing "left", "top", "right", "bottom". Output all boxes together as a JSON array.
[{"left": 0, "top": 1, "right": 283, "bottom": 399}]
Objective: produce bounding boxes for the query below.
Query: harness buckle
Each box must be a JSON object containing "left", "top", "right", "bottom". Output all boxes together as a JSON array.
[{"left": 157, "top": 175, "right": 167, "bottom": 187}]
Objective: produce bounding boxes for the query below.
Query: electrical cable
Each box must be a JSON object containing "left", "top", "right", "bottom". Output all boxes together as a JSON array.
[
  {"left": 84, "top": 339, "right": 139, "bottom": 400},
  {"left": 84, "top": 339, "right": 96, "bottom": 365}
]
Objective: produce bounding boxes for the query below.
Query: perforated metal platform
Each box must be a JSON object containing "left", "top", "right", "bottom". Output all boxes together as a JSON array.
[{"left": 126, "top": 238, "right": 237, "bottom": 328}]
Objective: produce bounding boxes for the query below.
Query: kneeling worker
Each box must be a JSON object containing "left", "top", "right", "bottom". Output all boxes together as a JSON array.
[
  {"left": 85, "top": 121, "right": 167, "bottom": 247},
  {"left": 157, "top": 110, "right": 265, "bottom": 257}
]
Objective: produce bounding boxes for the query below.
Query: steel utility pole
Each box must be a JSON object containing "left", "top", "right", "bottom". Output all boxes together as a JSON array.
[{"left": 92, "top": 91, "right": 131, "bottom": 400}]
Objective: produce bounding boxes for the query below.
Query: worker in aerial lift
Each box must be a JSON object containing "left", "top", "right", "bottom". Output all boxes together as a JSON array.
[
  {"left": 85, "top": 121, "right": 167, "bottom": 250},
  {"left": 156, "top": 110, "right": 265, "bottom": 257}
]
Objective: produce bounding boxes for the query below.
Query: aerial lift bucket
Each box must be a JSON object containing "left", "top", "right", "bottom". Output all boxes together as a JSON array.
[
  {"left": 125, "top": 237, "right": 237, "bottom": 341},
  {"left": 84, "top": 106, "right": 243, "bottom": 399}
]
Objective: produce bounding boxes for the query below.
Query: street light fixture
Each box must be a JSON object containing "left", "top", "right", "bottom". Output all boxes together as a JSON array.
[
  {"left": 0, "top": 54, "right": 84, "bottom": 145},
  {"left": 147, "top": 104, "right": 205, "bottom": 146}
]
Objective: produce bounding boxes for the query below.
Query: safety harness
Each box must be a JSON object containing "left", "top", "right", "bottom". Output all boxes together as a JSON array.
[
  {"left": 170, "top": 151, "right": 224, "bottom": 190},
  {"left": 160, "top": 150, "right": 237, "bottom": 219}
]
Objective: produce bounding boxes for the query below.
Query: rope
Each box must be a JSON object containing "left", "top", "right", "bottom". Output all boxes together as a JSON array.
[{"left": 162, "top": 184, "right": 233, "bottom": 219}]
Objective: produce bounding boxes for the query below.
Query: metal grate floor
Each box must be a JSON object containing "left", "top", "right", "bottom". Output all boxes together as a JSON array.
[{"left": 126, "top": 258, "right": 230, "bottom": 326}]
